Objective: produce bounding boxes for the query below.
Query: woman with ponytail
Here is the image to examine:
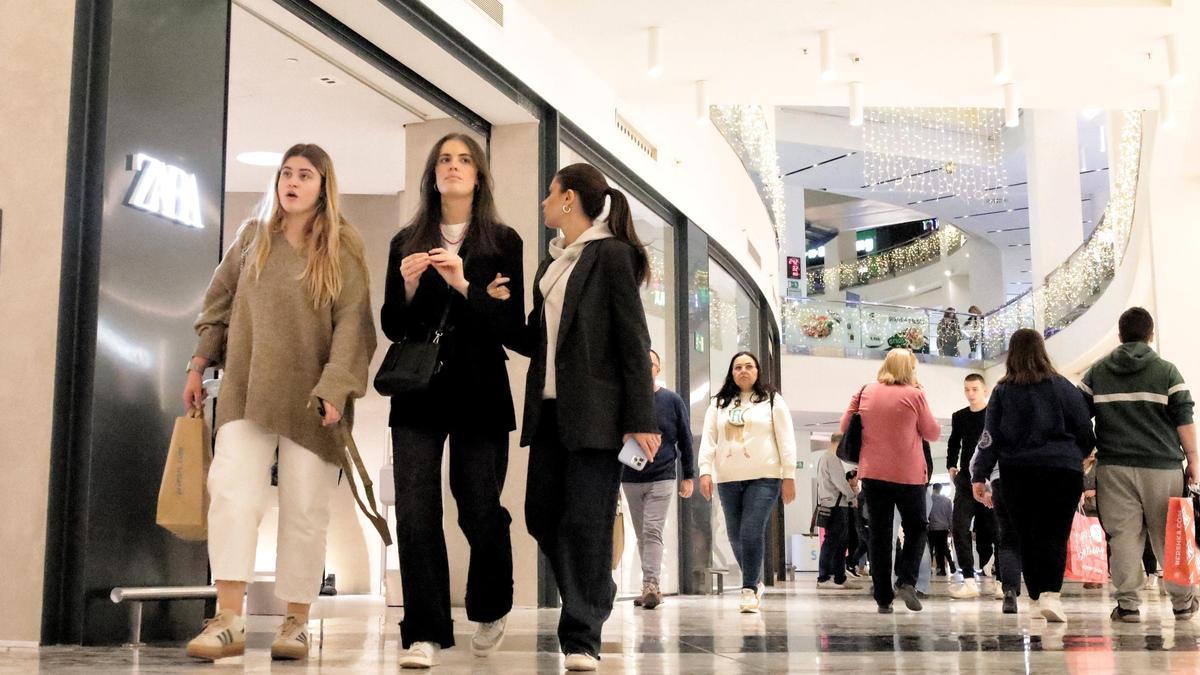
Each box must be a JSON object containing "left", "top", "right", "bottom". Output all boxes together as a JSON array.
[
  {"left": 487, "top": 163, "right": 659, "bottom": 671},
  {"left": 182, "top": 144, "right": 376, "bottom": 661}
]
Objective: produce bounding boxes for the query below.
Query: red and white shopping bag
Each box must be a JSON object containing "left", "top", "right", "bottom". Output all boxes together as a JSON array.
[
  {"left": 1065, "top": 511, "right": 1108, "bottom": 584},
  {"left": 1164, "top": 496, "right": 1200, "bottom": 587}
]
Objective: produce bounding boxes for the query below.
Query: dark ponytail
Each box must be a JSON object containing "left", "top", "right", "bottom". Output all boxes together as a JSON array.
[{"left": 556, "top": 163, "right": 650, "bottom": 284}]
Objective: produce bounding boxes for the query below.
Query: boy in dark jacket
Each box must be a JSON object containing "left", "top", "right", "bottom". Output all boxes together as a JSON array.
[{"left": 1080, "top": 307, "right": 1198, "bottom": 622}]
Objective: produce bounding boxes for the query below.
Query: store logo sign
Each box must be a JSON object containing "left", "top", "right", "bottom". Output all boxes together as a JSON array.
[{"left": 124, "top": 153, "right": 204, "bottom": 229}]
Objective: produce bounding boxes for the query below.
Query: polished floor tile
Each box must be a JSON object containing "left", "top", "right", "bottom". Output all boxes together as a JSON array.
[{"left": 7, "top": 576, "right": 1200, "bottom": 673}]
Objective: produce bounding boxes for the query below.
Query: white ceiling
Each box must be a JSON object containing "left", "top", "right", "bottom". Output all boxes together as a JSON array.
[
  {"left": 515, "top": 0, "right": 1195, "bottom": 110},
  {"left": 226, "top": 3, "right": 428, "bottom": 194},
  {"left": 225, "top": 0, "right": 539, "bottom": 195}
]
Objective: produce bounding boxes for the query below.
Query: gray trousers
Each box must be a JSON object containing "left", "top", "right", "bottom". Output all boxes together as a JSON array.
[
  {"left": 622, "top": 480, "right": 676, "bottom": 586},
  {"left": 1096, "top": 464, "right": 1194, "bottom": 611}
]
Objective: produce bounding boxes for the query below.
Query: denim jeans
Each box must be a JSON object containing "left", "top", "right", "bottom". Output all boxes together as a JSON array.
[{"left": 717, "top": 478, "right": 782, "bottom": 589}]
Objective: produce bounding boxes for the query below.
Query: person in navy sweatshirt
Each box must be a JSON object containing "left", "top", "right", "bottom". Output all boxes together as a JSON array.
[
  {"left": 621, "top": 349, "right": 695, "bottom": 610},
  {"left": 971, "top": 328, "right": 1095, "bottom": 624}
]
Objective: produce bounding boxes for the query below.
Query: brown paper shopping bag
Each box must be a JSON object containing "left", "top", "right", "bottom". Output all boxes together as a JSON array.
[{"left": 156, "top": 408, "right": 212, "bottom": 541}]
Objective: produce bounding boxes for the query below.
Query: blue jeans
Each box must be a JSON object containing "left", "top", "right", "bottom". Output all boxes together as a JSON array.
[{"left": 717, "top": 478, "right": 782, "bottom": 589}]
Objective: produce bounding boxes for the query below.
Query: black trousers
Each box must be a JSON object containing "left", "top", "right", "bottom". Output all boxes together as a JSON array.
[
  {"left": 991, "top": 478, "right": 1023, "bottom": 595},
  {"left": 928, "top": 530, "right": 955, "bottom": 575},
  {"left": 851, "top": 507, "right": 870, "bottom": 567},
  {"left": 952, "top": 472, "right": 997, "bottom": 577},
  {"left": 391, "top": 426, "right": 513, "bottom": 649},
  {"left": 818, "top": 506, "right": 851, "bottom": 583},
  {"left": 863, "top": 478, "right": 927, "bottom": 607},
  {"left": 526, "top": 401, "right": 623, "bottom": 658},
  {"left": 999, "top": 465, "right": 1083, "bottom": 600}
]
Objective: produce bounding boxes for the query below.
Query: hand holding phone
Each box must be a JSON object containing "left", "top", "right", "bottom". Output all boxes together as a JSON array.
[{"left": 618, "top": 437, "right": 649, "bottom": 471}]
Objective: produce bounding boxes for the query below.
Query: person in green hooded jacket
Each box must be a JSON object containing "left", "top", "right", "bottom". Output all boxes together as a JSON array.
[{"left": 1080, "top": 307, "right": 1198, "bottom": 624}]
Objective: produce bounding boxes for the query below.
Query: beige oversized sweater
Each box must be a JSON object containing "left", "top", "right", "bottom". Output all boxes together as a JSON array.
[{"left": 194, "top": 225, "right": 377, "bottom": 465}]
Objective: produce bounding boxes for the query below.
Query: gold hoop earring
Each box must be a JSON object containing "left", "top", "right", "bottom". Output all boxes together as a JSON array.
[{"left": 562, "top": 205, "right": 572, "bottom": 214}]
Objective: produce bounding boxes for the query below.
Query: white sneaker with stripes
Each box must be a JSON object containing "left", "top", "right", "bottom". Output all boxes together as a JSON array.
[{"left": 185, "top": 609, "right": 246, "bottom": 661}]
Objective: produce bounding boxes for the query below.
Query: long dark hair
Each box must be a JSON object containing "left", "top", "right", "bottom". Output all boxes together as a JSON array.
[
  {"left": 714, "top": 351, "right": 776, "bottom": 409},
  {"left": 555, "top": 163, "right": 649, "bottom": 284},
  {"left": 402, "top": 133, "right": 502, "bottom": 256},
  {"left": 1000, "top": 328, "right": 1058, "bottom": 385}
]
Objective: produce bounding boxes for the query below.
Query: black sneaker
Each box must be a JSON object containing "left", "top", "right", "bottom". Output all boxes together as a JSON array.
[
  {"left": 847, "top": 568, "right": 862, "bottom": 579},
  {"left": 320, "top": 574, "right": 337, "bottom": 597},
  {"left": 1174, "top": 598, "right": 1199, "bottom": 621},
  {"left": 896, "top": 584, "right": 923, "bottom": 612},
  {"left": 1002, "top": 590, "right": 1018, "bottom": 614},
  {"left": 1111, "top": 606, "right": 1141, "bottom": 623}
]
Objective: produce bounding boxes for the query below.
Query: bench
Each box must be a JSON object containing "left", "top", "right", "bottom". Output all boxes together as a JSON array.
[
  {"left": 706, "top": 568, "right": 730, "bottom": 595},
  {"left": 110, "top": 586, "right": 216, "bottom": 646}
]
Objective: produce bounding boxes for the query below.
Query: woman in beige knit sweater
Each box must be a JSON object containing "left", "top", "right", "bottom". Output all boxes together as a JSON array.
[{"left": 180, "top": 144, "right": 376, "bottom": 662}]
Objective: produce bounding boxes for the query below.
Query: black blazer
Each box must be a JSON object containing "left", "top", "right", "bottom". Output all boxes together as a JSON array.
[
  {"left": 510, "top": 237, "right": 657, "bottom": 450},
  {"left": 380, "top": 224, "right": 525, "bottom": 432}
]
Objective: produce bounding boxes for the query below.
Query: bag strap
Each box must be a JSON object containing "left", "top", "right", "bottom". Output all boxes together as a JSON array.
[
  {"left": 315, "top": 397, "right": 390, "bottom": 545},
  {"left": 855, "top": 384, "right": 868, "bottom": 413},
  {"left": 427, "top": 251, "right": 471, "bottom": 340}
]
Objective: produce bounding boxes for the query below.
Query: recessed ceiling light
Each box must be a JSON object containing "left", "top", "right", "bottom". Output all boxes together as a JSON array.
[
  {"left": 907, "top": 284, "right": 916, "bottom": 292},
  {"left": 944, "top": 269, "right": 952, "bottom": 277},
  {"left": 285, "top": 57, "right": 299, "bottom": 64},
  {"left": 236, "top": 151, "right": 283, "bottom": 167}
]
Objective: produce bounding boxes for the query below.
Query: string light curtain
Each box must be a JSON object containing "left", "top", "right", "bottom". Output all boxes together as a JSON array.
[
  {"left": 863, "top": 107, "right": 1009, "bottom": 202},
  {"left": 710, "top": 105, "right": 787, "bottom": 245}
]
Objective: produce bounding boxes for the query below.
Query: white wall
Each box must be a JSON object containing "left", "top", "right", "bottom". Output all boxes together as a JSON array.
[{"left": 0, "top": 0, "right": 76, "bottom": 645}]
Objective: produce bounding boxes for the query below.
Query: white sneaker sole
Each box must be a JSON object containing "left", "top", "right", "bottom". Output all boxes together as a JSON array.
[
  {"left": 1041, "top": 606, "right": 1067, "bottom": 623},
  {"left": 400, "top": 654, "right": 438, "bottom": 668},
  {"left": 186, "top": 641, "right": 244, "bottom": 661},
  {"left": 472, "top": 632, "right": 505, "bottom": 657}
]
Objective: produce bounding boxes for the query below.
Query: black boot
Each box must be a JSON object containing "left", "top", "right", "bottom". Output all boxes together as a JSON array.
[{"left": 320, "top": 573, "right": 338, "bottom": 596}]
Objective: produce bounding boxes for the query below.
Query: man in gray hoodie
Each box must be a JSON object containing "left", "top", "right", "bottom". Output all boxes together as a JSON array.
[
  {"left": 1080, "top": 307, "right": 1198, "bottom": 623},
  {"left": 817, "top": 435, "right": 858, "bottom": 589}
]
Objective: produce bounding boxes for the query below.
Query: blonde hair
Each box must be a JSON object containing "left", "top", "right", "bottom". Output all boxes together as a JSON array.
[
  {"left": 248, "top": 143, "right": 366, "bottom": 308},
  {"left": 877, "top": 348, "right": 917, "bottom": 386}
]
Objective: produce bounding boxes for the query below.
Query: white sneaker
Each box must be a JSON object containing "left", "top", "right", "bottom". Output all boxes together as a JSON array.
[
  {"left": 472, "top": 616, "right": 507, "bottom": 657},
  {"left": 1144, "top": 574, "right": 1160, "bottom": 592},
  {"left": 270, "top": 614, "right": 310, "bottom": 661},
  {"left": 185, "top": 609, "right": 245, "bottom": 661},
  {"left": 994, "top": 583, "right": 1006, "bottom": 600},
  {"left": 739, "top": 587, "right": 760, "bottom": 613},
  {"left": 817, "top": 579, "right": 846, "bottom": 590},
  {"left": 400, "top": 641, "right": 440, "bottom": 669},
  {"left": 565, "top": 652, "right": 599, "bottom": 671},
  {"left": 1039, "top": 592, "right": 1067, "bottom": 623},
  {"left": 757, "top": 581, "right": 765, "bottom": 599},
  {"left": 949, "top": 582, "right": 981, "bottom": 599}
]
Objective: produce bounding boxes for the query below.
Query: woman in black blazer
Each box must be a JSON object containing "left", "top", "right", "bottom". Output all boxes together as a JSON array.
[
  {"left": 488, "top": 163, "right": 660, "bottom": 671},
  {"left": 380, "top": 133, "right": 524, "bottom": 668}
]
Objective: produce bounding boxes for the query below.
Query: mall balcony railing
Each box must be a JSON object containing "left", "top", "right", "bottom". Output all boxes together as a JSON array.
[
  {"left": 782, "top": 297, "right": 996, "bottom": 365},
  {"left": 786, "top": 110, "right": 1143, "bottom": 364},
  {"left": 806, "top": 225, "right": 967, "bottom": 296}
]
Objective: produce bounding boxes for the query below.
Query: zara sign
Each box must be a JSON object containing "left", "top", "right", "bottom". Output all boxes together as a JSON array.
[{"left": 124, "top": 152, "right": 204, "bottom": 229}]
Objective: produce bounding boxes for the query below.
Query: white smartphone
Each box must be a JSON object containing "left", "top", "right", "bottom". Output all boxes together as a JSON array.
[{"left": 618, "top": 437, "right": 649, "bottom": 471}]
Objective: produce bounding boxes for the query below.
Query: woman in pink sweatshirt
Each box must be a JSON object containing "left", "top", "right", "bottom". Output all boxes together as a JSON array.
[{"left": 840, "top": 348, "right": 941, "bottom": 614}]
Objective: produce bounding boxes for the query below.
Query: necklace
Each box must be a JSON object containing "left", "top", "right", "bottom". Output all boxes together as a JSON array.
[{"left": 440, "top": 223, "right": 467, "bottom": 246}]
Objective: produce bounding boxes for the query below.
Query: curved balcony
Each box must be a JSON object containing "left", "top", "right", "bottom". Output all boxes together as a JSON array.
[{"left": 805, "top": 225, "right": 967, "bottom": 295}]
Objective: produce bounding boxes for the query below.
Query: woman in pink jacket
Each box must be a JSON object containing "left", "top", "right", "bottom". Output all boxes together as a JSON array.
[{"left": 840, "top": 349, "right": 941, "bottom": 614}]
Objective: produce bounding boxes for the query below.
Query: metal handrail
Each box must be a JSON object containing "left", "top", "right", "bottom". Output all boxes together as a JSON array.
[{"left": 110, "top": 585, "right": 216, "bottom": 646}]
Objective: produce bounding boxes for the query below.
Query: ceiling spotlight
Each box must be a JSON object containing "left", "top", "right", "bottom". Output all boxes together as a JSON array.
[
  {"left": 695, "top": 80, "right": 708, "bottom": 124},
  {"left": 285, "top": 57, "right": 299, "bottom": 64},
  {"left": 647, "top": 27, "right": 663, "bottom": 78},
  {"left": 1165, "top": 34, "right": 1184, "bottom": 84},
  {"left": 908, "top": 284, "right": 916, "bottom": 293},
  {"left": 992, "top": 33, "right": 1010, "bottom": 84},
  {"left": 944, "top": 269, "right": 952, "bottom": 277},
  {"left": 1004, "top": 83, "right": 1019, "bottom": 128},
  {"left": 820, "top": 30, "right": 836, "bottom": 80},
  {"left": 236, "top": 151, "right": 283, "bottom": 167},
  {"left": 848, "top": 81, "right": 864, "bottom": 127}
]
